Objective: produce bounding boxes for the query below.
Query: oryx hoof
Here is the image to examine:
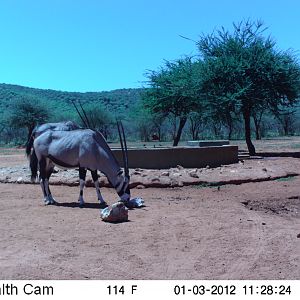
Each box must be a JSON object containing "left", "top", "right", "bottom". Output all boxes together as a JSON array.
[
  {"left": 99, "top": 202, "right": 108, "bottom": 209},
  {"left": 78, "top": 196, "right": 84, "bottom": 208},
  {"left": 47, "top": 196, "right": 57, "bottom": 205},
  {"left": 121, "top": 200, "right": 135, "bottom": 209},
  {"left": 44, "top": 200, "right": 57, "bottom": 206}
]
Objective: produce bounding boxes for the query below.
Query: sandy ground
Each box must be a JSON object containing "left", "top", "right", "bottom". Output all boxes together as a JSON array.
[{"left": 0, "top": 152, "right": 299, "bottom": 280}]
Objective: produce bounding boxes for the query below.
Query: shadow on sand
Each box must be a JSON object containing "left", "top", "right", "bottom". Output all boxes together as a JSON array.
[
  {"left": 55, "top": 202, "right": 101, "bottom": 209},
  {"left": 53, "top": 202, "right": 147, "bottom": 210}
]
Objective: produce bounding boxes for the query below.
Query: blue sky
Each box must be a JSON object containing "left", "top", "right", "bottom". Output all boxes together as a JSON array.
[{"left": 0, "top": 0, "right": 299, "bottom": 92}]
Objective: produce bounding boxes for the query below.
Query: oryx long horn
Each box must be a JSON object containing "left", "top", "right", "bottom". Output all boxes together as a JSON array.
[
  {"left": 117, "top": 120, "right": 129, "bottom": 178},
  {"left": 120, "top": 122, "right": 129, "bottom": 177},
  {"left": 78, "top": 100, "right": 92, "bottom": 129},
  {"left": 117, "top": 120, "right": 126, "bottom": 170},
  {"left": 72, "top": 100, "right": 88, "bottom": 128}
]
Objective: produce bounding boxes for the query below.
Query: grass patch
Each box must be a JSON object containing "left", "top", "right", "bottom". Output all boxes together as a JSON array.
[
  {"left": 274, "top": 176, "right": 296, "bottom": 182},
  {"left": 194, "top": 182, "right": 220, "bottom": 189},
  {"left": 0, "top": 147, "right": 23, "bottom": 155},
  {"left": 290, "top": 143, "right": 300, "bottom": 149}
]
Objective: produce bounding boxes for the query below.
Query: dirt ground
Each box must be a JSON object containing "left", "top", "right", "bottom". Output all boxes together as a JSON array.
[{"left": 0, "top": 152, "right": 299, "bottom": 280}]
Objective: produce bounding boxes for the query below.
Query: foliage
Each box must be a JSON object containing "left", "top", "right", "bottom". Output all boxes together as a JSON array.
[
  {"left": 78, "top": 103, "right": 114, "bottom": 139},
  {"left": 0, "top": 83, "right": 142, "bottom": 143},
  {"left": 273, "top": 108, "right": 297, "bottom": 136},
  {"left": 143, "top": 57, "right": 203, "bottom": 145},
  {"left": 128, "top": 102, "right": 167, "bottom": 142},
  {"left": 0, "top": 83, "right": 142, "bottom": 119},
  {"left": 7, "top": 96, "right": 50, "bottom": 140},
  {"left": 197, "top": 20, "right": 300, "bottom": 154},
  {"left": 1, "top": 19, "right": 300, "bottom": 147}
]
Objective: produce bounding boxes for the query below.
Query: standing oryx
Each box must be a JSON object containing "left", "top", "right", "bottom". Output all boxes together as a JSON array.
[{"left": 32, "top": 123, "right": 131, "bottom": 208}]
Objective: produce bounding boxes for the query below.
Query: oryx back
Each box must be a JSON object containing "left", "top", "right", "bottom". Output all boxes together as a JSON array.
[
  {"left": 34, "top": 121, "right": 80, "bottom": 139},
  {"left": 34, "top": 129, "right": 121, "bottom": 176}
]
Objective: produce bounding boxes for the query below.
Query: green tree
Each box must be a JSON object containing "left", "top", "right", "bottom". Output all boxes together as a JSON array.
[
  {"left": 197, "top": 20, "right": 300, "bottom": 155},
  {"left": 252, "top": 107, "right": 266, "bottom": 140},
  {"left": 8, "top": 96, "right": 49, "bottom": 142},
  {"left": 151, "top": 111, "right": 166, "bottom": 141},
  {"left": 273, "top": 107, "right": 297, "bottom": 136},
  {"left": 82, "top": 103, "right": 113, "bottom": 140},
  {"left": 188, "top": 111, "right": 208, "bottom": 140},
  {"left": 130, "top": 102, "right": 166, "bottom": 142},
  {"left": 143, "top": 57, "right": 201, "bottom": 146}
]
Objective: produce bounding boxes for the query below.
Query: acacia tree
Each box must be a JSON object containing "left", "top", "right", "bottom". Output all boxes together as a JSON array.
[
  {"left": 188, "top": 111, "right": 210, "bottom": 140},
  {"left": 133, "top": 108, "right": 154, "bottom": 142},
  {"left": 143, "top": 57, "right": 201, "bottom": 146},
  {"left": 273, "top": 108, "right": 297, "bottom": 136},
  {"left": 252, "top": 106, "right": 265, "bottom": 140},
  {"left": 188, "top": 112, "right": 203, "bottom": 140},
  {"left": 197, "top": 20, "right": 300, "bottom": 155},
  {"left": 8, "top": 96, "right": 49, "bottom": 142},
  {"left": 82, "top": 104, "right": 113, "bottom": 140}
]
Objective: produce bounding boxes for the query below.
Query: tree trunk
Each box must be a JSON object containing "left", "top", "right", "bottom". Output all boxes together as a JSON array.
[
  {"left": 283, "top": 122, "right": 289, "bottom": 136},
  {"left": 173, "top": 116, "right": 187, "bottom": 146},
  {"left": 253, "top": 116, "right": 261, "bottom": 140},
  {"left": 191, "top": 125, "right": 197, "bottom": 140},
  {"left": 225, "top": 112, "right": 233, "bottom": 140},
  {"left": 243, "top": 109, "right": 256, "bottom": 156},
  {"left": 283, "top": 116, "right": 290, "bottom": 136},
  {"left": 227, "top": 124, "right": 232, "bottom": 140},
  {"left": 226, "top": 116, "right": 233, "bottom": 140},
  {"left": 189, "top": 118, "right": 197, "bottom": 140},
  {"left": 254, "top": 118, "right": 261, "bottom": 140},
  {"left": 255, "top": 126, "right": 260, "bottom": 140},
  {"left": 157, "top": 127, "right": 161, "bottom": 142},
  {"left": 194, "top": 129, "right": 199, "bottom": 141}
]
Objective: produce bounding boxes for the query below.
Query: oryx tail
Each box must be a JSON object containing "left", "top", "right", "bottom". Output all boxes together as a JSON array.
[
  {"left": 26, "top": 128, "right": 38, "bottom": 181},
  {"left": 26, "top": 132, "right": 35, "bottom": 157}
]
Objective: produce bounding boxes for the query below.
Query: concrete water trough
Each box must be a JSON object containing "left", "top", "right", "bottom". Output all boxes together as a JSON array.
[
  {"left": 187, "top": 140, "right": 230, "bottom": 147},
  {"left": 112, "top": 145, "right": 238, "bottom": 169}
]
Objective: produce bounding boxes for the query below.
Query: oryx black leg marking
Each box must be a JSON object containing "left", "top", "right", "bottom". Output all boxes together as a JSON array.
[
  {"left": 91, "top": 170, "right": 98, "bottom": 182},
  {"left": 78, "top": 167, "right": 87, "bottom": 207},
  {"left": 91, "top": 170, "right": 107, "bottom": 208}
]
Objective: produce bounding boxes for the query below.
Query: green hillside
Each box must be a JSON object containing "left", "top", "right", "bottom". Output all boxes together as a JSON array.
[
  {"left": 0, "top": 82, "right": 299, "bottom": 146},
  {"left": 0, "top": 83, "right": 143, "bottom": 121}
]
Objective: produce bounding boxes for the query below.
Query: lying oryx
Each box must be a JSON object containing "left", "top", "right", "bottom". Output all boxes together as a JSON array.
[{"left": 32, "top": 126, "right": 131, "bottom": 208}]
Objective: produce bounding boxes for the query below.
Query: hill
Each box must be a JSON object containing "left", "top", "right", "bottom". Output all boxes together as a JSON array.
[{"left": 0, "top": 83, "right": 143, "bottom": 121}]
